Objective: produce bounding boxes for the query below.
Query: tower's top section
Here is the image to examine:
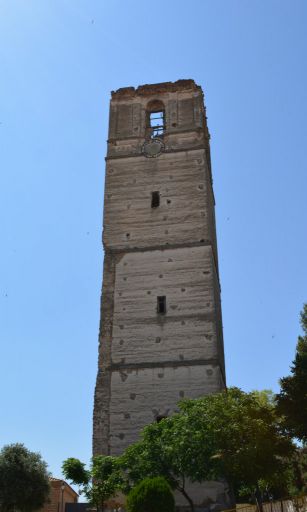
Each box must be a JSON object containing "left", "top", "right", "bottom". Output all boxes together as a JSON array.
[
  {"left": 107, "top": 79, "right": 210, "bottom": 158},
  {"left": 103, "top": 79, "right": 217, "bottom": 267},
  {"left": 111, "top": 79, "right": 202, "bottom": 100}
]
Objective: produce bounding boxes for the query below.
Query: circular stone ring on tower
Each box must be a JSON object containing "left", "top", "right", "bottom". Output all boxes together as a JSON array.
[{"left": 142, "top": 138, "right": 165, "bottom": 158}]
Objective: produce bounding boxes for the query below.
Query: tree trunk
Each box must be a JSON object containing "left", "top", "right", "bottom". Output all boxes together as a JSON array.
[
  {"left": 255, "top": 484, "right": 264, "bottom": 512},
  {"left": 179, "top": 487, "right": 195, "bottom": 512},
  {"left": 228, "top": 481, "right": 236, "bottom": 508}
]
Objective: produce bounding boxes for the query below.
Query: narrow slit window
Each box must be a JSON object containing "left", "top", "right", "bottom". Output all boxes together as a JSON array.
[
  {"left": 151, "top": 191, "right": 160, "bottom": 208},
  {"left": 157, "top": 296, "right": 166, "bottom": 314},
  {"left": 150, "top": 111, "right": 164, "bottom": 138}
]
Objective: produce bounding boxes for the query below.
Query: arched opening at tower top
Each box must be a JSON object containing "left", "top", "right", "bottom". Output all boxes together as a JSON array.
[{"left": 147, "top": 99, "right": 165, "bottom": 138}]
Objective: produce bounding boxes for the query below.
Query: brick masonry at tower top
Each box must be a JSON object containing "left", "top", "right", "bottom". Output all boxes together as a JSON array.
[{"left": 93, "top": 80, "right": 226, "bottom": 468}]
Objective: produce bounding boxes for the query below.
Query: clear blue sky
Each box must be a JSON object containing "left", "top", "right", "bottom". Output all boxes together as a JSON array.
[{"left": 0, "top": 0, "right": 306, "bottom": 482}]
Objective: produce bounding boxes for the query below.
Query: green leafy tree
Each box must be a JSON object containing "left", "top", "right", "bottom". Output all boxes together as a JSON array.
[
  {"left": 121, "top": 388, "right": 294, "bottom": 512},
  {"left": 62, "top": 455, "right": 122, "bottom": 511},
  {"left": 121, "top": 414, "right": 205, "bottom": 511},
  {"left": 276, "top": 304, "right": 307, "bottom": 443},
  {"left": 0, "top": 443, "right": 50, "bottom": 512},
  {"left": 178, "top": 388, "right": 293, "bottom": 505},
  {"left": 288, "top": 447, "right": 307, "bottom": 495},
  {"left": 126, "top": 477, "right": 174, "bottom": 512}
]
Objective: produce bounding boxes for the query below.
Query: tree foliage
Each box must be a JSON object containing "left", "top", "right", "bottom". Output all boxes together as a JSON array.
[
  {"left": 121, "top": 388, "right": 294, "bottom": 511},
  {"left": 121, "top": 413, "right": 205, "bottom": 511},
  {"left": 276, "top": 304, "right": 307, "bottom": 443},
  {"left": 0, "top": 443, "right": 50, "bottom": 512},
  {"left": 288, "top": 447, "right": 307, "bottom": 496},
  {"left": 62, "top": 455, "right": 122, "bottom": 511},
  {"left": 62, "top": 458, "right": 89, "bottom": 486},
  {"left": 126, "top": 477, "right": 174, "bottom": 512},
  {"left": 180, "top": 388, "right": 293, "bottom": 491}
]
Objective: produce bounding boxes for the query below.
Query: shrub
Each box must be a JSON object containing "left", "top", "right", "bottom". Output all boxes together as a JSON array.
[{"left": 126, "top": 476, "right": 175, "bottom": 512}]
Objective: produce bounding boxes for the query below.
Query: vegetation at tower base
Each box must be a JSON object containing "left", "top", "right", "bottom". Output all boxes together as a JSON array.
[
  {"left": 0, "top": 443, "right": 50, "bottom": 512},
  {"left": 64, "top": 380, "right": 307, "bottom": 512},
  {"left": 276, "top": 303, "right": 307, "bottom": 443},
  {"left": 120, "top": 388, "right": 294, "bottom": 512},
  {"left": 62, "top": 455, "right": 123, "bottom": 511},
  {"left": 126, "top": 477, "right": 175, "bottom": 512},
  {"left": 122, "top": 388, "right": 294, "bottom": 510}
]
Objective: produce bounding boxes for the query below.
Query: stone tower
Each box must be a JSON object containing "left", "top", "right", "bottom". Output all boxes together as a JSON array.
[{"left": 93, "top": 79, "right": 226, "bottom": 481}]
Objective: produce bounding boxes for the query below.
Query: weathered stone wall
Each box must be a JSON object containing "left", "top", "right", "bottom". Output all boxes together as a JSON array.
[
  {"left": 112, "top": 246, "right": 219, "bottom": 365},
  {"left": 103, "top": 149, "right": 211, "bottom": 250},
  {"left": 93, "top": 80, "right": 228, "bottom": 509},
  {"left": 109, "top": 364, "right": 223, "bottom": 455},
  {"left": 108, "top": 245, "right": 224, "bottom": 453},
  {"left": 93, "top": 252, "right": 116, "bottom": 455}
]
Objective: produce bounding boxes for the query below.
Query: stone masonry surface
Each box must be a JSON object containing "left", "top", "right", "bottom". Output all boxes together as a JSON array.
[{"left": 93, "top": 80, "right": 228, "bottom": 509}]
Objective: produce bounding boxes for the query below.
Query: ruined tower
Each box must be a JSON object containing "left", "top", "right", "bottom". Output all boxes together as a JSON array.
[{"left": 93, "top": 79, "right": 226, "bottom": 467}]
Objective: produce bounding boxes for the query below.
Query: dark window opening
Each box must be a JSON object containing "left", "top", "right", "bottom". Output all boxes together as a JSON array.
[
  {"left": 149, "top": 111, "right": 165, "bottom": 138},
  {"left": 157, "top": 296, "right": 166, "bottom": 314},
  {"left": 156, "top": 415, "right": 167, "bottom": 423},
  {"left": 151, "top": 191, "right": 160, "bottom": 208}
]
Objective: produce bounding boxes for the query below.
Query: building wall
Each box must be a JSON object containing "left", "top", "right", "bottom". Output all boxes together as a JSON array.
[
  {"left": 108, "top": 245, "right": 224, "bottom": 454},
  {"left": 41, "top": 480, "right": 77, "bottom": 512},
  {"left": 103, "top": 149, "right": 212, "bottom": 250},
  {"left": 93, "top": 80, "right": 228, "bottom": 509},
  {"left": 112, "top": 246, "right": 219, "bottom": 366}
]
